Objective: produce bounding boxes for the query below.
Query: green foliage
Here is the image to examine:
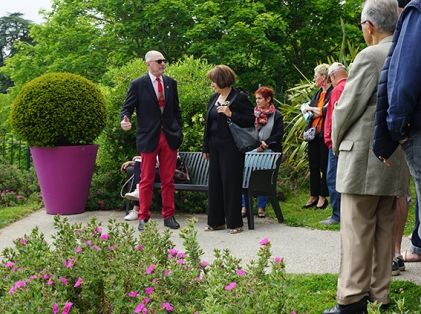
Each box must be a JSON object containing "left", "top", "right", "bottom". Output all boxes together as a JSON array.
[
  {"left": 9, "top": 72, "right": 107, "bottom": 147},
  {"left": 0, "top": 216, "right": 288, "bottom": 313},
  {"left": 0, "top": 156, "right": 40, "bottom": 207}
]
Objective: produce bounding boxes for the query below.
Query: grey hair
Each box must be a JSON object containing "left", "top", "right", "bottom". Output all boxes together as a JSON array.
[
  {"left": 361, "top": 0, "right": 398, "bottom": 33},
  {"left": 144, "top": 50, "right": 164, "bottom": 63},
  {"left": 314, "top": 63, "right": 329, "bottom": 77}
]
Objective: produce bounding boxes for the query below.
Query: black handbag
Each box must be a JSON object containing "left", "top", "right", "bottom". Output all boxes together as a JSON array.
[
  {"left": 224, "top": 90, "right": 260, "bottom": 153},
  {"left": 227, "top": 119, "right": 260, "bottom": 153}
]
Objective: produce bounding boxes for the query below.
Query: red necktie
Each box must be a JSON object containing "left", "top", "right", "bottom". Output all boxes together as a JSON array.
[{"left": 156, "top": 76, "right": 165, "bottom": 108}]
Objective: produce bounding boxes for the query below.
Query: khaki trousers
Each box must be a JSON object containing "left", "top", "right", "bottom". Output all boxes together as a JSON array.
[{"left": 337, "top": 193, "right": 396, "bottom": 305}]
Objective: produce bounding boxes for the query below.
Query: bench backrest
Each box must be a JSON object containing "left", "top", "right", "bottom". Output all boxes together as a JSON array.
[
  {"left": 242, "top": 152, "right": 282, "bottom": 188},
  {"left": 179, "top": 152, "right": 282, "bottom": 188},
  {"left": 179, "top": 152, "right": 209, "bottom": 186}
]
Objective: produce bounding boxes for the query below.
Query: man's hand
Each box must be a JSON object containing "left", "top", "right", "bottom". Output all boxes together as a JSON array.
[
  {"left": 120, "top": 115, "right": 132, "bottom": 131},
  {"left": 202, "top": 153, "right": 209, "bottom": 160}
]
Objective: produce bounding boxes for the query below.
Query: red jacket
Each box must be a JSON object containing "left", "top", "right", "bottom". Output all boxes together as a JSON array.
[{"left": 324, "top": 78, "right": 347, "bottom": 149}]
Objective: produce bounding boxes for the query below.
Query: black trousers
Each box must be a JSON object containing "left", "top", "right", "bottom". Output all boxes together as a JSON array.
[
  {"left": 208, "top": 137, "right": 244, "bottom": 229},
  {"left": 308, "top": 136, "right": 329, "bottom": 197}
]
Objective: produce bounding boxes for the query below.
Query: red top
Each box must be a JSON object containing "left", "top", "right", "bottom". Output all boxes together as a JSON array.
[{"left": 324, "top": 78, "right": 347, "bottom": 149}]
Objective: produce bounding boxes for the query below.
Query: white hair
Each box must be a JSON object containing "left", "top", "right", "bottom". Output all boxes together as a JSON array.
[
  {"left": 328, "top": 62, "right": 347, "bottom": 76},
  {"left": 361, "top": 0, "right": 398, "bottom": 33},
  {"left": 144, "top": 50, "right": 164, "bottom": 63}
]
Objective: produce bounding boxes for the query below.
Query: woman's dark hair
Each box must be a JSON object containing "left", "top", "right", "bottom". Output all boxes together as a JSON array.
[
  {"left": 206, "top": 65, "right": 236, "bottom": 88},
  {"left": 255, "top": 86, "right": 274, "bottom": 104}
]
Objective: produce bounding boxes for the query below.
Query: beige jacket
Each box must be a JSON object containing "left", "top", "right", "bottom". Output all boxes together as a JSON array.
[{"left": 332, "top": 36, "right": 409, "bottom": 196}]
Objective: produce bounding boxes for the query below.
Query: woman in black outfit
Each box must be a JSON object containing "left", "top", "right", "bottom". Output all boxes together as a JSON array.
[
  {"left": 303, "top": 64, "right": 332, "bottom": 209},
  {"left": 202, "top": 65, "right": 255, "bottom": 234}
]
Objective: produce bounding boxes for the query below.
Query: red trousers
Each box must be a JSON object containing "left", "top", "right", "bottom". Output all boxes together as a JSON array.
[{"left": 138, "top": 131, "right": 177, "bottom": 220}]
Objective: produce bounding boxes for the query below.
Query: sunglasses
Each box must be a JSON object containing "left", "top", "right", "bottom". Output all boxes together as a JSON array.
[{"left": 152, "top": 59, "right": 166, "bottom": 64}]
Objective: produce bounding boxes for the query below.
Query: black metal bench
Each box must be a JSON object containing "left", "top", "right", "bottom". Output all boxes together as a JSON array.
[{"left": 154, "top": 151, "right": 284, "bottom": 230}]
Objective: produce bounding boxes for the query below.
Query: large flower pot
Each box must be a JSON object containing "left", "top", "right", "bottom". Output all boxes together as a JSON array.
[{"left": 31, "top": 145, "right": 98, "bottom": 215}]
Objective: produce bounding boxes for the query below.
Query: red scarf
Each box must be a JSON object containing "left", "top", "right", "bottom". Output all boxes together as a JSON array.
[{"left": 254, "top": 104, "right": 275, "bottom": 129}]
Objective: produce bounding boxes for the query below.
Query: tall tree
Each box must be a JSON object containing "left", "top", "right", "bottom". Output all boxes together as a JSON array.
[{"left": 0, "top": 13, "right": 32, "bottom": 93}]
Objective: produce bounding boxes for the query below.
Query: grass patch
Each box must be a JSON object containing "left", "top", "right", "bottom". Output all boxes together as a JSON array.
[
  {"left": 285, "top": 273, "right": 421, "bottom": 313},
  {"left": 0, "top": 202, "right": 41, "bottom": 229},
  {"left": 262, "top": 187, "right": 416, "bottom": 235}
]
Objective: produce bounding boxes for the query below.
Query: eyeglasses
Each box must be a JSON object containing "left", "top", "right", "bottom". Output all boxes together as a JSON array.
[
  {"left": 359, "top": 20, "right": 373, "bottom": 30},
  {"left": 152, "top": 59, "right": 166, "bottom": 64}
]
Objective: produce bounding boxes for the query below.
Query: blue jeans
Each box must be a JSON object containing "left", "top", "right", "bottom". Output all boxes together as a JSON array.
[
  {"left": 401, "top": 128, "right": 421, "bottom": 252},
  {"left": 410, "top": 198, "right": 421, "bottom": 253},
  {"left": 327, "top": 149, "right": 341, "bottom": 222},
  {"left": 242, "top": 194, "right": 268, "bottom": 208}
]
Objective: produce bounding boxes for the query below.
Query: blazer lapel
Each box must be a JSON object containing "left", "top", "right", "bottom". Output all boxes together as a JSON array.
[{"left": 144, "top": 75, "right": 160, "bottom": 106}]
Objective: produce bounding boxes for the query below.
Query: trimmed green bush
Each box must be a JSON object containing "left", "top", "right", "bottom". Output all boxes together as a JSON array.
[{"left": 10, "top": 72, "right": 107, "bottom": 147}]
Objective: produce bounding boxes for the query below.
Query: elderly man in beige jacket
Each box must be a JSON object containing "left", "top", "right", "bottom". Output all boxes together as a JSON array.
[{"left": 324, "top": 0, "right": 409, "bottom": 313}]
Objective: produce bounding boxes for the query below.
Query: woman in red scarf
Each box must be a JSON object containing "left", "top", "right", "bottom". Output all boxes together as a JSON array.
[{"left": 241, "top": 86, "right": 284, "bottom": 217}]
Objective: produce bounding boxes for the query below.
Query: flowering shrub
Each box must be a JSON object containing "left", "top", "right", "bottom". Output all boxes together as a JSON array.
[{"left": 1, "top": 217, "right": 288, "bottom": 313}]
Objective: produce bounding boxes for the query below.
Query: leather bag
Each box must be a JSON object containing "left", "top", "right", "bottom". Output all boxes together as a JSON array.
[{"left": 227, "top": 118, "right": 260, "bottom": 153}]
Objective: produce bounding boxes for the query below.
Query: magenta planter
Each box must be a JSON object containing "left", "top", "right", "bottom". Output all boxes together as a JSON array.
[{"left": 31, "top": 145, "right": 98, "bottom": 215}]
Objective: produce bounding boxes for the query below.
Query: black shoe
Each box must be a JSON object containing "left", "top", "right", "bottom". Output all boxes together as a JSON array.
[
  {"left": 396, "top": 255, "right": 405, "bottom": 271},
  {"left": 302, "top": 198, "right": 318, "bottom": 209},
  {"left": 316, "top": 198, "right": 329, "bottom": 209},
  {"left": 138, "top": 220, "right": 146, "bottom": 231},
  {"left": 323, "top": 298, "right": 367, "bottom": 314},
  {"left": 392, "top": 257, "right": 401, "bottom": 276},
  {"left": 164, "top": 216, "right": 180, "bottom": 229}
]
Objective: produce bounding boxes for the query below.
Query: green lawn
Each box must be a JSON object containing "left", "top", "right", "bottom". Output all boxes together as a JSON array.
[
  {"left": 0, "top": 202, "right": 41, "bottom": 229},
  {"left": 285, "top": 273, "right": 421, "bottom": 313},
  {"left": 269, "top": 188, "right": 417, "bottom": 235}
]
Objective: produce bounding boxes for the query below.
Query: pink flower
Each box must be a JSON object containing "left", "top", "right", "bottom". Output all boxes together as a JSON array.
[
  {"left": 176, "top": 252, "right": 185, "bottom": 259},
  {"left": 145, "top": 263, "right": 155, "bottom": 275},
  {"left": 63, "top": 301, "right": 73, "bottom": 314},
  {"left": 43, "top": 274, "right": 51, "bottom": 280},
  {"left": 176, "top": 259, "right": 185, "bottom": 265},
  {"left": 127, "top": 291, "right": 139, "bottom": 298},
  {"left": 136, "top": 244, "right": 143, "bottom": 251},
  {"left": 5, "top": 261, "right": 15, "bottom": 268},
  {"left": 19, "top": 238, "right": 28, "bottom": 245},
  {"left": 162, "top": 302, "right": 173, "bottom": 312},
  {"left": 95, "top": 226, "right": 102, "bottom": 234},
  {"left": 92, "top": 245, "right": 101, "bottom": 251},
  {"left": 100, "top": 233, "right": 109, "bottom": 240},
  {"left": 59, "top": 277, "right": 68, "bottom": 286},
  {"left": 168, "top": 248, "right": 178, "bottom": 256},
  {"left": 108, "top": 245, "right": 115, "bottom": 251},
  {"left": 74, "top": 277, "right": 83, "bottom": 288},
  {"left": 30, "top": 275, "right": 38, "bottom": 280},
  {"left": 9, "top": 286, "right": 16, "bottom": 294},
  {"left": 224, "top": 282, "right": 237, "bottom": 291},
  {"left": 64, "top": 258, "right": 74, "bottom": 269},
  {"left": 75, "top": 246, "right": 82, "bottom": 254},
  {"left": 259, "top": 237, "right": 270, "bottom": 246},
  {"left": 86, "top": 240, "right": 92, "bottom": 246},
  {"left": 236, "top": 268, "right": 246, "bottom": 277},
  {"left": 274, "top": 256, "right": 283, "bottom": 264},
  {"left": 52, "top": 303, "right": 59, "bottom": 314},
  {"left": 15, "top": 281, "right": 26, "bottom": 288},
  {"left": 163, "top": 269, "right": 171, "bottom": 276},
  {"left": 47, "top": 279, "right": 54, "bottom": 285},
  {"left": 145, "top": 287, "right": 154, "bottom": 295},
  {"left": 134, "top": 303, "right": 146, "bottom": 313},
  {"left": 144, "top": 297, "right": 150, "bottom": 304},
  {"left": 200, "top": 260, "right": 208, "bottom": 268}
]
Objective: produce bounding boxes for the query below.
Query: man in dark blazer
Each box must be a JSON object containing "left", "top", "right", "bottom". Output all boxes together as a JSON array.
[{"left": 120, "top": 50, "right": 183, "bottom": 231}]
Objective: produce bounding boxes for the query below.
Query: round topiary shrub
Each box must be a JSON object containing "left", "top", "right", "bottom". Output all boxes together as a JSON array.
[{"left": 10, "top": 72, "right": 107, "bottom": 147}]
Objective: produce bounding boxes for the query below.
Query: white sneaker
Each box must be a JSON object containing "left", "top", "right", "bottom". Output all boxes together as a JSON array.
[
  {"left": 124, "top": 210, "right": 138, "bottom": 221},
  {"left": 125, "top": 189, "right": 139, "bottom": 201}
]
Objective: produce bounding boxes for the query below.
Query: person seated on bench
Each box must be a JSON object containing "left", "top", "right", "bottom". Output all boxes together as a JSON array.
[
  {"left": 121, "top": 156, "right": 159, "bottom": 221},
  {"left": 241, "top": 86, "right": 284, "bottom": 218}
]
